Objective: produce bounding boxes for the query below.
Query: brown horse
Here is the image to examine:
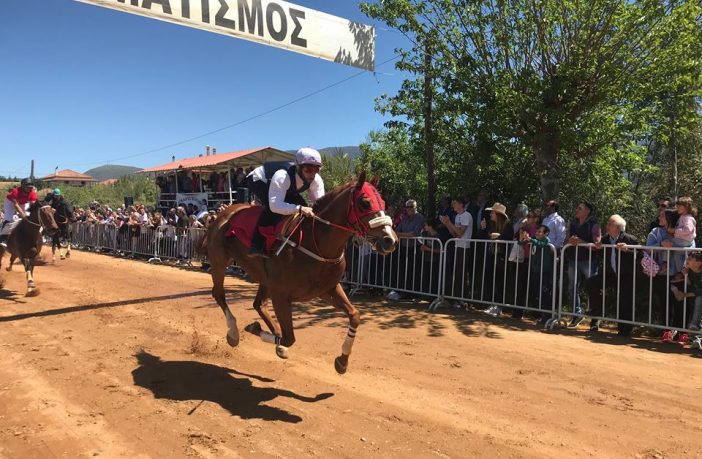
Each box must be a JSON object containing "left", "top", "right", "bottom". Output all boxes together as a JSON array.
[
  {"left": 0, "top": 202, "right": 58, "bottom": 296},
  {"left": 207, "top": 173, "right": 397, "bottom": 373}
]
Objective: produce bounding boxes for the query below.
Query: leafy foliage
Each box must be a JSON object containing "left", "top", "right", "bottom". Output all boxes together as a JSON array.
[
  {"left": 360, "top": 0, "right": 702, "bottom": 239},
  {"left": 60, "top": 175, "right": 159, "bottom": 209}
]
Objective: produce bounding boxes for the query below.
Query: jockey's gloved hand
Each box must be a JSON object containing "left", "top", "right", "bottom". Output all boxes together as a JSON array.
[{"left": 299, "top": 206, "right": 315, "bottom": 218}]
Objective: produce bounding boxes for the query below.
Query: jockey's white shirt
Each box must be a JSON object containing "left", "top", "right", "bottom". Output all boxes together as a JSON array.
[
  {"left": 249, "top": 166, "right": 325, "bottom": 215},
  {"left": 3, "top": 198, "right": 29, "bottom": 223}
]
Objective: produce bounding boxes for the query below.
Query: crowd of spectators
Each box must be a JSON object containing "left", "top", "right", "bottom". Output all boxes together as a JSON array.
[
  {"left": 369, "top": 192, "right": 699, "bottom": 342},
  {"left": 154, "top": 168, "right": 252, "bottom": 194}
]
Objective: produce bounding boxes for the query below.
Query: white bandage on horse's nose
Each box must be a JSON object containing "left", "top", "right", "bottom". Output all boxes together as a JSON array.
[{"left": 368, "top": 211, "right": 392, "bottom": 229}]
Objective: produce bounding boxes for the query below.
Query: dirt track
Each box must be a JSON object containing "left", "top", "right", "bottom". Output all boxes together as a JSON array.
[{"left": 0, "top": 250, "right": 701, "bottom": 458}]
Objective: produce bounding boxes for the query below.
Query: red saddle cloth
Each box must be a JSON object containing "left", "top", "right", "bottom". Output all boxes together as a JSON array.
[{"left": 225, "top": 206, "right": 295, "bottom": 252}]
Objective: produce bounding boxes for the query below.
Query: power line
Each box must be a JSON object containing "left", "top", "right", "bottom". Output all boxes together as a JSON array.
[{"left": 66, "top": 54, "right": 401, "bottom": 169}]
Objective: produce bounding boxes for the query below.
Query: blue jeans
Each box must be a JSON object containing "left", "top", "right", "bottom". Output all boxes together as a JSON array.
[{"left": 567, "top": 259, "right": 598, "bottom": 314}]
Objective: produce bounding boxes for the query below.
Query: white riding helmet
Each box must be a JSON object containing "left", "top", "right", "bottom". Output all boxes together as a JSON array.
[{"left": 295, "top": 147, "right": 322, "bottom": 167}]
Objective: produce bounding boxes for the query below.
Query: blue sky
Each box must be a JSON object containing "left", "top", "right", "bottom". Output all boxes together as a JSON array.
[{"left": 0, "top": 0, "right": 409, "bottom": 178}]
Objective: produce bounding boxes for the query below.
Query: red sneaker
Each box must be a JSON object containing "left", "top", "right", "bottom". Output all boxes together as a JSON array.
[
  {"left": 677, "top": 333, "right": 689, "bottom": 346},
  {"left": 662, "top": 330, "right": 677, "bottom": 343}
]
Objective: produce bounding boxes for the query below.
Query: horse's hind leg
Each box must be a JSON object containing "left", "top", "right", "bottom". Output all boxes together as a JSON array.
[
  {"left": 7, "top": 254, "right": 16, "bottom": 272},
  {"left": 211, "top": 262, "right": 239, "bottom": 347},
  {"left": 323, "top": 283, "right": 361, "bottom": 374},
  {"left": 245, "top": 285, "right": 281, "bottom": 337},
  {"left": 65, "top": 233, "right": 71, "bottom": 258}
]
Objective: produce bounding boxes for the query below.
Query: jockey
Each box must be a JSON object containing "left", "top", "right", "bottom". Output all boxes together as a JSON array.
[
  {"left": 246, "top": 147, "right": 325, "bottom": 257},
  {"left": 44, "top": 187, "right": 64, "bottom": 207},
  {"left": 0, "top": 178, "right": 38, "bottom": 248}
]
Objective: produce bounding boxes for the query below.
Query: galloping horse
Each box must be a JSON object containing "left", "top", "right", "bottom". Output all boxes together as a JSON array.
[
  {"left": 206, "top": 173, "right": 397, "bottom": 373},
  {"left": 0, "top": 202, "right": 58, "bottom": 296},
  {"left": 50, "top": 199, "right": 75, "bottom": 262}
]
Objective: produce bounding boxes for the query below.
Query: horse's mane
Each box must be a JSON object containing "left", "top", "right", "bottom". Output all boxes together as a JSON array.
[{"left": 312, "top": 181, "right": 355, "bottom": 213}]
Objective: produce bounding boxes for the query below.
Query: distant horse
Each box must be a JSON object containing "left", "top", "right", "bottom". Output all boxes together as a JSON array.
[
  {"left": 0, "top": 202, "right": 58, "bottom": 296},
  {"left": 206, "top": 173, "right": 397, "bottom": 374},
  {"left": 50, "top": 199, "right": 75, "bottom": 262}
]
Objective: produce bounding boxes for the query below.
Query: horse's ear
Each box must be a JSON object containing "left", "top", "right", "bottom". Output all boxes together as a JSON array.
[
  {"left": 370, "top": 174, "right": 380, "bottom": 187},
  {"left": 355, "top": 171, "right": 367, "bottom": 190}
]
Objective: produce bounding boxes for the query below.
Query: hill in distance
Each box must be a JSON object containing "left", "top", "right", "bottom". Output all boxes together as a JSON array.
[{"left": 84, "top": 165, "right": 141, "bottom": 181}]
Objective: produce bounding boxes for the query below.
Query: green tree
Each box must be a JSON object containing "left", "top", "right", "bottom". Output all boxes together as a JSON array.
[{"left": 361, "top": 0, "right": 702, "bottom": 207}]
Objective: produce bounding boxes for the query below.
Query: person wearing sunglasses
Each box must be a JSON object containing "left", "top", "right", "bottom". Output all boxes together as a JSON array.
[{"left": 246, "top": 147, "right": 325, "bottom": 257}]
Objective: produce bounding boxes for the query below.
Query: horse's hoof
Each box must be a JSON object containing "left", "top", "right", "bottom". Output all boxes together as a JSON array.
[
  {"left": 334, "top": 356, "right": 348, "bottom": 374},
  {"left": 244, "top": 322, "right": 262, "bottom": 335},
  {"left": 275, "top": 345, "right": 289, "bottom": 359},
  {"left": 26, "top": 288, "right": 39, "bottom": 297},
  {"left": 5, "top": 267, "right": 11, "bottom": 272},
  {"left": 65, "top": 252, "right": 71, "bottom": 258},
  {"left": 60, "top": 256, "right": 65, "bottom": 260},
  {"left": 226, "top": 332, "right": 240, "bottom": 347}
]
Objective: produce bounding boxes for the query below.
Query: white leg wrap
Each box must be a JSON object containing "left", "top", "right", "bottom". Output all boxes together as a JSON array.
[
  {"left": 341, "top": 327, "right": 356, "bottom": 356},
  {"left": 260, "top": 331, "right": 278, "bottom": 344}
]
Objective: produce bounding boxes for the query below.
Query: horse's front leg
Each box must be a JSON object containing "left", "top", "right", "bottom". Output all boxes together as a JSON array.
[
  {"left": 323, "top": 283, "right": 361, "bottom": 374},
  {"left": 65, "top": 234, "right": 71, "bottom": 258},
  {"left": 23, "top": 258, "right": 38, "bottom": 296},
  {"left": 210, "top": 260, "right": 239, "bottom": 347}
]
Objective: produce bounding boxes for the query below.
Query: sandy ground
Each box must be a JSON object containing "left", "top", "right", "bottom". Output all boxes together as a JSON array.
[{"left": 0, "top": 250, "right": 701, "bottom": 459}]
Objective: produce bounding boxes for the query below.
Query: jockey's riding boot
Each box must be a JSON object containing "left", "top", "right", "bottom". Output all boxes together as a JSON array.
[{"left": 248, "top": 231, "right": 268, "bottom": 258}]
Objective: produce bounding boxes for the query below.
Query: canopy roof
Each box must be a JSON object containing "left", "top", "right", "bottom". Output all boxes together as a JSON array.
[{"left": 139, "top": 147, "right": 294, "bottom": 173}]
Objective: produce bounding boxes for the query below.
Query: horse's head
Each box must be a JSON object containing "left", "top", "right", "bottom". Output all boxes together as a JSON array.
[
  {"left": 348, "top": 172, "right": 398, "bottom": 255},
  {"left": 34, "top": 203, "right": 59, "bottom": 235}
]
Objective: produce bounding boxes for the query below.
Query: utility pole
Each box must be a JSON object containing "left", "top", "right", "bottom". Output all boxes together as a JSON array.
[
  {"left": 30, "top": 160, "right": 35, "bottom": 182},
  {"left": 423, "top": 32, "right": 436, "bottom": 218}
]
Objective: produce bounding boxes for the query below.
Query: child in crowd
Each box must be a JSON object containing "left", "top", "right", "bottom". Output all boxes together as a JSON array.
[
  {"left": 662, "top": 196, "right": 697, "bottom": 276},
  {"left": 520, "top": 224, "right": 554, "bottom": 324},
  {"left": 667, "top": 252, "right": 702, "bottom": 347}
]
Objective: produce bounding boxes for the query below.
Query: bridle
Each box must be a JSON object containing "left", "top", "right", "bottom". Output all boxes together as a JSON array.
[
  {"left": 23, "top": 205, "right": 54, "bottom": 231},
  {"left": 287, "top": 184, "right": 393, "bottom": 263}
]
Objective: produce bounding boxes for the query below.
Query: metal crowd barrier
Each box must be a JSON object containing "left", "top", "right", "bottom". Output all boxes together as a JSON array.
[
  {"left": 69, "top": 222, "right": 202, "bottom": 265},
  {"left": 68, "top": 223, "right": 701, "bottom": 339},
  {"left": 440, "top": 238, "right": 558, "bottom": 323},
  {"left": 558, "top": 243, "right": 701, "bottom": 336}
]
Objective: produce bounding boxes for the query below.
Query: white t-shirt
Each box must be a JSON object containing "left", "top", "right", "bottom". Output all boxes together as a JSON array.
[{"left": 454, "top": 211, "right": 473, "bottom": 248}]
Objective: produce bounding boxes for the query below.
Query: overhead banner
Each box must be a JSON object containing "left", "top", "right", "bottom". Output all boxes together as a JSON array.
[{"left": 76, "top": 0, "right": 375, "bottom": 71}]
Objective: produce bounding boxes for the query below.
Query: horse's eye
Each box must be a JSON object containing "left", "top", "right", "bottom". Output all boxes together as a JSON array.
[{"left": 358, "top": 198, "right": 371, "bottom": 210}]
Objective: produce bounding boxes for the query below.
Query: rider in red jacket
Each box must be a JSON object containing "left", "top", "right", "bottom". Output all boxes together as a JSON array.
[{"left": 1, "top": 178, "right": 38, "bottom": 247}]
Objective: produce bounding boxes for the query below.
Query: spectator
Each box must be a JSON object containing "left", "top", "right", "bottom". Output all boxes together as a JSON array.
[
  {"left": 506, "top": 203, "right": 530, "bottom": 319},
  {"left": 436, "top": 196, "right": 456, "bottom": 223},
  {"left": 541, "top": 199, "right": 566, "bottom": 249},
  {"left": 520, "top": 224, "right": 554, "bottom": 323},
  {"left": 646, "top": 208, "right": 680, "bottom": 275},
  {"left": 419, "top": 218, "right": 450, "bottom": 295},
  {"left": 483, "top": 202, "right": 513, "bottom": 316},
  {"left": 671, "top": 252, "right": 702, "bottom": 332},
  {"left": 471, "top": 190, "right": 491, "bottom": 239},
  {"left": 387, "top": 199, "right": 425, "bottom": 300},
  {"left": 662, "top": 196, "right": 697, "bottom": 277},
  {"left": 586, "top": 214, "right": 639, "bottom": 336},
  {"left": 648, "top": 197, "right": 672, "bottom": 233},
  {"left": 565, "top": 201, "right": 601, "bottom": 327},
  {"left": 440, "top": 197, "right": 473, "bottom": 302}
]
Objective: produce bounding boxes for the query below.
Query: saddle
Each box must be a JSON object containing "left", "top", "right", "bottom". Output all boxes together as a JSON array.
[{"left": 226, "top": 206, "right": 303, "bottom": 253}]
